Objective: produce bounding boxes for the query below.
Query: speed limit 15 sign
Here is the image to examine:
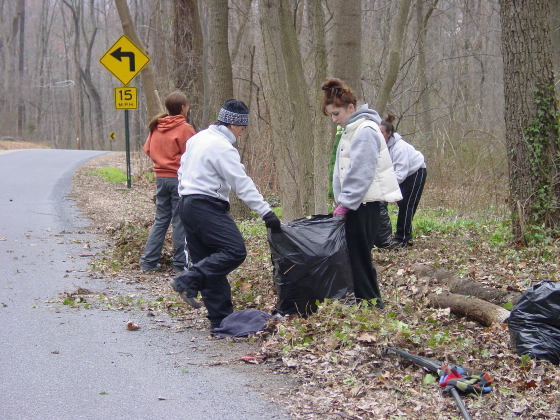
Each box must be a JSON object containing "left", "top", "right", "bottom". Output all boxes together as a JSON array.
[{"left": 114, "top": 87, "right": 138, "bottom": 110}]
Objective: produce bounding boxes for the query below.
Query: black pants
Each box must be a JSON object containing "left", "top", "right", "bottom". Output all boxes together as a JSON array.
[
  {"left": 395, "top": 168, "right": 427, "bottom": 244},
  {"left": 344, "top": 201, "right": 384, "bottom": 307},
  {"left": 177, "top": 195, "right": 246, "bottom": 328}
]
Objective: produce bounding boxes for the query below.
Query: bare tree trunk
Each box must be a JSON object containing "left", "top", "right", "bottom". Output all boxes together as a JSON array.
[
  {"left": 115, "top": 0, "right": 160, "bottom": 120},
  {"left": 34, "top": 0, "right": 56, "bottom": 137},
  {"left": 549, "top": 0, "right": 560, "bottom": 101},
  {"left": 310, "top": 0, "right": 330, "bottom": 215},
  {"left": 415, "top": 0, "right": 439, "bottom": 152},
  {"left": 61, "top": 0, "right": 103, "bottom": 150},
  {"left": 208, "top": 0, "right": 233, "bottom": 112},
  {"left": 198, "top": 0, "right": 211, "bottom": 128},
  {"left": 17, "top": 0, "right": 25, "bottom": 136},
  {"left": 4, "top": 0, "right": 25, "bottom": 138},
  {"left": 151, "top": 2, "right": 172, "bottom": 96},
  {"left": 499, "top": 0, "right": 560, "bottom": 242},
  {"left": 375, "top": 0, "right": 412, "bottom": 116},
  {"left": 207, "top": 0, "right": 251, "bottom": 219},
  {"left": 259, "top": 0, "right": 303, "bottom": 222},
  {"left": 330, "top": 0, "right": 362, "bottom": 99},
  {"left": 173, "top": 0, "right": 204, "bottom": 130},
  {"left": 230, "top": 0, "right": 252, "bottom": 64},
  {"left": 278, "top": 0, "right": 314, "bottom": 215}
]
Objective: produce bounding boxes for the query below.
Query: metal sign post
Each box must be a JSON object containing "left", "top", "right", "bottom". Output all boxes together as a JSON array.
[
  {"left": 99, "top": 35, "right": 150, "bottom": 189},
  {"left": 124, "top": 110, "right": 131, "bottom": 188}
]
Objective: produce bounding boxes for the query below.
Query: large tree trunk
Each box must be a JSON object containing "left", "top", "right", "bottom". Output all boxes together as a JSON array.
[
  {"left": 208, "top": 0, "right": 233, "bottom": 113},
  {"left": 278, "top": 0, "right": 314, "bottom": 215},
  {"left": 310, "top": 0, "right": 330, "bottom": 215},
  {"left": 173, "top": 0, "right": 204, "bottom": 131},
  {"left": 115, "top": 0, "right": 160, "bottom": 121},
  {"left": 374, "top": 0, "right": 412, "bottom": 116},
  {"left": 549, "top": 0, "right": 560, "bottom": 101},
  {"left": 414, "top": 0, "right": 439, "bottom": 153},
  {"left": 499, "top": 0, "right": 560, "bottom": 243},
  {"left": 150, "top": 2, "right": 173, "bottom": 99},
  {"left": 330, "top": 0, "right": 362, "bottom": 99},
  {"left": 259, "top": 0, "right": 303, "bottom": 222},
  {"left": 198, "top": 0, "right": 211, "bottom": 128},
  {"left": 207, "top": 0, "right": 250, "bottom": 220}
]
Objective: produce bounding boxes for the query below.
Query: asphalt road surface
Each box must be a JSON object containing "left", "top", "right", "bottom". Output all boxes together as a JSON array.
[{"left": 0, "top": 149, "right": 291, "bottom": 420}]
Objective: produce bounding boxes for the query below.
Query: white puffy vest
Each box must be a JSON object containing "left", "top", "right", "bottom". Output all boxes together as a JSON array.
[{"left": 338, "top": 119, "right": 402, "bottom": 203}]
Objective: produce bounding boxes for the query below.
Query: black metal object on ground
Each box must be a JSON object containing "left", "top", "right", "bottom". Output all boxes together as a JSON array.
[{"left": 386, "top": 347, "right": 472, "bottom": 420}]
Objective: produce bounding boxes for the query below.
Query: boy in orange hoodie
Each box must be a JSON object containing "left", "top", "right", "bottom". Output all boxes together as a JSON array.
[{"left": 140, "top": 92, "right": 196, "bottom": 272}]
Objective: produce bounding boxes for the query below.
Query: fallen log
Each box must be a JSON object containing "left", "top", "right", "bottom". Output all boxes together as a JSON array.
[
  {"left": 427, "top": 292, "right": 511, "bottom": 327},
  {"left": 412, "top": 264, "right": 522, "bottom": 306}
]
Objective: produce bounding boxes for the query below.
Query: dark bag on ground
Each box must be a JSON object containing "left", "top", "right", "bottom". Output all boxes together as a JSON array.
[
  {"left": 508, "top": 281, "right": 560, "bottom": 365},
  {"left": 374, "top": 201, "right": 393, "bottom": 248},
  {"left": 213, "top": 309, "right": 272, "bottom": 338},
  {"left": 267, "top": 214, "right": 353, "bottom": 317}
]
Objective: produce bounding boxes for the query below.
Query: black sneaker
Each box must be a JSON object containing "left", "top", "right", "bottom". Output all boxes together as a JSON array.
[
  {"left": 169, "top": 278, "right": 202, "bottom": 309},
  {"left": 390, "top": 241, "right": 411, "bottom": 250},
  {"left": 141, "top": 263, "right": 162, "bottom": 272}
]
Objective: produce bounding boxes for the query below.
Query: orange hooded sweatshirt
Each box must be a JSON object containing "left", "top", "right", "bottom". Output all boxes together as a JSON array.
[{"left": 143, "top": 115, "right": 196, "bottom": 177}]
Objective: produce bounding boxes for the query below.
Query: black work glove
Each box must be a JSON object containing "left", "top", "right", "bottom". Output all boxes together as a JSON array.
[{"left": 263, "top": 211, "right": 282, "bottom": 233}]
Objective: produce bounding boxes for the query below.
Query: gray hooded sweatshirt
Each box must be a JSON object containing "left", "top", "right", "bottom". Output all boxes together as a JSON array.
[
  {"left": 333, "top": 104, "right": 384, "bottom": 210},
  {"left": 386, "top": 132, "right": 426, "bottom": 184}
]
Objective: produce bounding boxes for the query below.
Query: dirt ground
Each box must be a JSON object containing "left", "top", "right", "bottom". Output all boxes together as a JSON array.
[
  {"left": 0, "top": 139, "right": 51, "bottom": 150},
  {"left": 68, "top": 151, "right": 560, "bottom": 420}
]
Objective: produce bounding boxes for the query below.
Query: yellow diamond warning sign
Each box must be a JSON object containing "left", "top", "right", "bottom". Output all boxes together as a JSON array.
[{"left": 100, "top": 35, "right": 150, "bottom": 86}]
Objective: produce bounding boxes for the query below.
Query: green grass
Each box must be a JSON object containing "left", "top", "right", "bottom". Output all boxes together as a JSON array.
[{"left": 91, "top": 167, "right": 127, "bottom": 184}]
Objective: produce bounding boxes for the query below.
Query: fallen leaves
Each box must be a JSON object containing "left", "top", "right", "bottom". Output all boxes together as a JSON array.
[
  {"left": 126, "top": 320, "right": 141, "bottom": 330},
  {"left": 69, "top": 152, "right": 560, "bottom": 420}
]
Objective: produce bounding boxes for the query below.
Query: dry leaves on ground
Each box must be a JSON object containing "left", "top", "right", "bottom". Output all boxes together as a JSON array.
[{"left": 70, "top": 151, "right": 560, "bottom": 420}]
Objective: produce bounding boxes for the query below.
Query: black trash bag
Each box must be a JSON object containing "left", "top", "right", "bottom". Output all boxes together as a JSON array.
[
  {"left": 508, "top": 281, "right": 560, "bottom": 365},
  {"left": 374, "top": 201, "right": 393, "bottom": 248},
  {"left": 267, "top": 214, "right": 353, "bottom": 317}
]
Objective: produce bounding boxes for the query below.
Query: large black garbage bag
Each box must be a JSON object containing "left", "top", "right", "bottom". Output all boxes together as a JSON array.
[
  {"left": 267, "top": 214, "right": 353, "bottom": 317},
  {"left": 508, "top": 281, "right": 560, "bottom": 364},
  {"left": 374, "top": 201, "right": 393, "bottom": 248}
]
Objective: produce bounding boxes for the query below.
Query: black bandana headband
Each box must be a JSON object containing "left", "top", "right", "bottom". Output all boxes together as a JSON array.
[{"left": 218, "top": 108, "right": 249, "bottom": 126}]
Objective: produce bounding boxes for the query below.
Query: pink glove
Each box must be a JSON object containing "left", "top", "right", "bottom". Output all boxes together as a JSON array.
[{"left": 333, "top": 204, "right": 350, "bottom": 217}]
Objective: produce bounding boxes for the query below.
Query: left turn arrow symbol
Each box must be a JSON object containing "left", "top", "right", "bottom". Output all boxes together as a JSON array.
[{"left": 110, "top": 47, "right": 136, "bottom": 72}]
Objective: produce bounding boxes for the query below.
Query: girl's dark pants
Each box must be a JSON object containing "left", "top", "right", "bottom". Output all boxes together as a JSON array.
[
  {"left": 395, "top": 168, "right": 427, "bottom": 245},
  {"left": 345, "top": 201, "right": 384, "bottom": 308},
  {"left": 177, "top": 195, "right": 246, "bottom": 329}
]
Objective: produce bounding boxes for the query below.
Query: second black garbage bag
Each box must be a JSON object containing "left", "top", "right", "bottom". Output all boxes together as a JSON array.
[
  {"left": 267, "top": 214, "right": 353, "bottom": 317},
  {"left": 508, "top": 281, "right": 560, "bottom": 365}
]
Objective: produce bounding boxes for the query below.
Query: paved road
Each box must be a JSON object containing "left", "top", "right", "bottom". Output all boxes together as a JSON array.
[{"left": 0, "top": 149, "right": 291, "bottom": 420}]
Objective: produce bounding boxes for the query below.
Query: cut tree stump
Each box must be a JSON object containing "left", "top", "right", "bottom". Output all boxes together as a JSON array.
[
  {"left": 412, "top": 264, "right": 522, "bottom": 306},
  {"left": 427, "top": 292, "right": 511, "bottom": 327}
]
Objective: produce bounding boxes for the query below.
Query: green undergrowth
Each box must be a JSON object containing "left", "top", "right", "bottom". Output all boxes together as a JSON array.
[
  {"left": 272, "top": 298, "right": 476, "bottom": 360},
  {"left": 89, "top": 167, "right": 128, "bottom": 184}
]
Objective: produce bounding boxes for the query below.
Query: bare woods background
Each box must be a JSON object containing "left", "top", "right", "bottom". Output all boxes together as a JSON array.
[{"left": 2, "top": 0, "right": 559, "bottom": 220}]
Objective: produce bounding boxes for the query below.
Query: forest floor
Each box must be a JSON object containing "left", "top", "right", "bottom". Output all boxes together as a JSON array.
[{"left": 67, "top": 151, "right": 560, "bottom": 420}]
